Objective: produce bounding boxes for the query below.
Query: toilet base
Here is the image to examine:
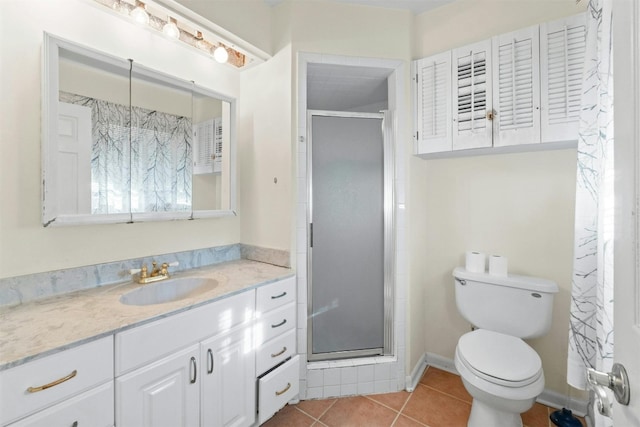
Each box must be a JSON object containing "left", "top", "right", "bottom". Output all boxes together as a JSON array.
[{"left": 468, "top": 398, "right": 523, "bottom": 427}]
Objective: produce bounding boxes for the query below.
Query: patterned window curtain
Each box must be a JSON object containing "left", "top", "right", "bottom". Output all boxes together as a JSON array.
[
  {"left": 130, "top": 108, "right": 192, "bottom": 213},
  {"left": 59, "top": 92, "right": 192, "bottom": 214},
  {"left": 566, "top": 1, "right": 614, "bottom": 426}
]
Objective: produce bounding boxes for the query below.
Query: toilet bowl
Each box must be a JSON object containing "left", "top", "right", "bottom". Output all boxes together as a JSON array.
[
  {"left": 454, "top": 329, "right": 545, "bottom": 427},
  {"left": 452, "top": 267, "right": 558, "bottom": 427}
]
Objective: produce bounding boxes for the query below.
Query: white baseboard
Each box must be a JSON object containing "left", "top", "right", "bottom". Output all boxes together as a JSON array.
[
  {"left": 420, "top": 352, "right": 589, "bottom": 418},
  {"left": 405, "top": 353, "right": 427, "bottom": 392}
]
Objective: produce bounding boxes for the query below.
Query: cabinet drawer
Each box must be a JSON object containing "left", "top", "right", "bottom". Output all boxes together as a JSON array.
[
  {"left": 256, "top": 329, "right": 296, "bottom": 376},
  {"left": 0, "top": 336, "right": 113, "bottom": 426},
  {"left": 115, "top": 290, "right": 254, "bottom": 375},
  {"left": 7, "top": 381, "right": 114, "bottom": 427},
  {"left": 258, "top": 355, "right": 300, "bottom": 425},
  {"left": 256, "top": 277, "right": 295, "bottom": 314},
  {"left": 255, "top": 302, "right": 296, "bottom": 346}
]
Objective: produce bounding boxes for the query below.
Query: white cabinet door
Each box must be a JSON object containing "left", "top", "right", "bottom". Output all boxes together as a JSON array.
[
  {"left": 201, "top": 326, "right": 255, "bottom": 427},
  {"left": 414, "top": 51, "right": 452, "bottom": 154},
  {"left": 452, "top": 39, "right": 493, "bottom": 150},
  {"left": 116, "top": 344, "right": 200, "bottom": 427},
  {"left": 492, "top": 25, "right": 541, "bottom": 147},
  {"left": 540, "top": 13, "right": 587, "bottom": 143}
]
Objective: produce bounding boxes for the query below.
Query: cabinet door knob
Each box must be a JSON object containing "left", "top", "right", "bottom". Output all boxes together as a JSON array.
[
  {"left": 27, "top": 370, "right": 77, "bottom": 393},
  {"left": 207, "top": 349, "right": 214, "bottom": 374},
  {"left": 275, "top": 382, "right": 291, "bottom": 396},
  {"left": 271, "top": 347, "right": 287, "bottom": 358},
  {"left": 271, "top": 291, "right": 287, "bottom": 300},
  {"left": 190, "top": 357, "right": 197, "bottom": 384},
  {"left": 271, "top": 319, "right": 287, "bottom": 328}
]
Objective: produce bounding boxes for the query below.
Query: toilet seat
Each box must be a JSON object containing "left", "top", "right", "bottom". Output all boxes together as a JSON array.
[{"left": 457, "top": 329, "right": 542, "bottom": 388}]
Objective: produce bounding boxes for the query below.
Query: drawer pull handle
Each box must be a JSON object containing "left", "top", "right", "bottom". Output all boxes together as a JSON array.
[
  {"left": 190, "top": 357, "right": 197, "bottom": 384},
  {"left": 275, "top": 382, "right": 291, "bottom": 396},
  {"left": 271, "top": 319, "right": 287, "bottom": 328},
  {"left": 27, "top": 370, "right": 77, "bottom": 393},
  {"left": 271, "top": 291, "right": 287, "bottom": 300},
  {"left": 271, "top": 346, "right": 287, "bottom": 358},
  {"left": 207, "top": 349, "right": 214, "bottom": 374}
]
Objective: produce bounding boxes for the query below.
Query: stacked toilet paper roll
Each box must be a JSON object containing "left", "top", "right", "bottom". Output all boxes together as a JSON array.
[
  {"left": 489, "top": 255, "right": 508, "bottom": 276},
  {"left": 465, "top": 251, "right": 486, "bottom": 273}
]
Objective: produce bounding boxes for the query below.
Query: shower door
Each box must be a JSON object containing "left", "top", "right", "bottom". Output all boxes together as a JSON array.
[{"left": 308, "top": 110, "right": 394, "bottom": 361}]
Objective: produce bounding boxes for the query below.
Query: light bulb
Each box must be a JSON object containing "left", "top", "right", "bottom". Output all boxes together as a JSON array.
[
  {"left": 130, "top": 1, "right": 150, "bottom": 25},
  {"left": 163, "top": 17, "right": 180, "bottom": 39},
  {"left": 213, "top": 45, "right": 229, "bottom": 63}
]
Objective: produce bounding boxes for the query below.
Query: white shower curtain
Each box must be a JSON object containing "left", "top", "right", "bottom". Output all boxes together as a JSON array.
[{"left": 566, "top": 0, "right": 614, "bottom": 425}]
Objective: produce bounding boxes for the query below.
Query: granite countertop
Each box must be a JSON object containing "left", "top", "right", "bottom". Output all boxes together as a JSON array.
[{"left": 0, "top": 259, "right": 294, "bottom": 371}]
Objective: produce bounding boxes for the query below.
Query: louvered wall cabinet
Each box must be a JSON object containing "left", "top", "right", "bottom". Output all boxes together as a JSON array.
[{"left": 413, "top": 12, "right": 586, "bottom": 157}]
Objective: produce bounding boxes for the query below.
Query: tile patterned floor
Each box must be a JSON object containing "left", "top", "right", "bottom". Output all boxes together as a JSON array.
[{"left": 263, "top": 366, "right": 587, "bottom": 427}]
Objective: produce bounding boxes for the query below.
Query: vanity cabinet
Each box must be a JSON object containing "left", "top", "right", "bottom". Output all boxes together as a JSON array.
[
  {"left": 0, "top": 336, "right": 114, "bottom": 427},
  {"left": 413, "top": 12, "right": 585, "bottom": 156},
  {"left": 254, "top": 277, "right": 299, "bottom": 425},
  {"left": 115, "top": 290, "right": 256, "bottom": 427}
]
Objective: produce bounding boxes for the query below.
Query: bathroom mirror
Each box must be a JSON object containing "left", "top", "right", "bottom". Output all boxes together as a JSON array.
[{"left": 42, "top": 33, "right": 236, "bottom": 226}]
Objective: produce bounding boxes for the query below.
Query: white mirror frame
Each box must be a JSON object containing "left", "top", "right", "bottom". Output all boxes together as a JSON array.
[{"left": 42, "top": 32, "right": 237, "bottom": 226}]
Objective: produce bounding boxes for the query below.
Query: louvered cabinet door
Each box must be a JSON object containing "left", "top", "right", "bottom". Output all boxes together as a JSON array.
[
  {"left": 452, "top": 39, "right": 493, "bottom": 150},
  {"left": 414, "top": 51, "right": 452, "bottom": 154},
  {"left": 492, "top": 26, "right": 541, "bottom": 147},
  {"left": 540, "top": 13, "right": 587, "bottom": 143}
]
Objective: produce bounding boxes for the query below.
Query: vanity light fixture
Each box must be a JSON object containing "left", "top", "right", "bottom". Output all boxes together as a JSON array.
[
  {"left": 93, "top": 0, "right": 253, "bottom": 68},
  {"left": 130, "top": 1, "right": 150, "bottom": 25},
  {"left": 194, "top": 30, "right": 210, "bottom": 52},
  {"left": 162, "top": 16, "right": 180, "bottom": 39},
  {"left": 213, "top": 45, "right": 229, "bottom": 64}
]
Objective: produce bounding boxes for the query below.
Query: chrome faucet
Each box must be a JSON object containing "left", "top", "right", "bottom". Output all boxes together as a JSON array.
[{"left": 129, "top": 261, "right": 179, "bottom": 284}]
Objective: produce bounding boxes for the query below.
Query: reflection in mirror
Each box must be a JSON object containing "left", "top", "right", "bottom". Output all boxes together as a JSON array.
[
  {"left": 192, "top": 87, "right": 231, "bottom": 211},
  {"left": 130, "top": 63, "right": 193, "bottom": 217},
  {"left": 57, "top": 46, "right": 131, "bottom": 217},
  {"left": 42, "top": 33, "right": 237, "bottom": 226}
]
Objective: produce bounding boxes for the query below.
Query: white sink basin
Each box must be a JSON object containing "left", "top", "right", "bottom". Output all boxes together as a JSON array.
[{"left": 120, "top": 277, "right": 218, "bottom": 306}]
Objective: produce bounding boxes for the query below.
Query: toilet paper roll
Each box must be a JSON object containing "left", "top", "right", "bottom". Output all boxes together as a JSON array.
[
  {"left": 489, "top": 255, "right": 508, "bottom": 276},
  {"left": 465, "top": 251, "right": 486, "bottom": 273}
]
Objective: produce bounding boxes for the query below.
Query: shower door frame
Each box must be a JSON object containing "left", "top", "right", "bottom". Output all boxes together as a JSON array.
[{"left": 306, "top": 109, "right": 395, "bottom": 361}]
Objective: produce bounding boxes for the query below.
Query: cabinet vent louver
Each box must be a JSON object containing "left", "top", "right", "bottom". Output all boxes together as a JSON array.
[
  {"left": 456, "top": 51, "right": 487, "bottom": 132},
  {"left": 421, "top": 59, "right": 448, "bottom": 138},
  {"left": 497, "top": 38, "right": 534, "bottom": 130},
  {"left": 546, "top": 24, "right": 586, "bottom": 125},
  {"left": 193, "top": 118, "right": 222, "bottom": 175}
]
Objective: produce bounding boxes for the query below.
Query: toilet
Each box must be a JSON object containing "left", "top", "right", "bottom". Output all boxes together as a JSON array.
[{"left": 452, "top": 267, "right": 559, "bottom": 427}]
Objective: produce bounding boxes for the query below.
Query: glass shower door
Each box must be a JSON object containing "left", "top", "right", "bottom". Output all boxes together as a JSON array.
[{"left": 308, "top": 111, "right": 389, "bottom": 360}]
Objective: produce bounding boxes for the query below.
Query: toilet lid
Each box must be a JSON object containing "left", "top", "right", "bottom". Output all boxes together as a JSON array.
[{"left": 458, "top": 329, "right": 542, "bottom": 386}]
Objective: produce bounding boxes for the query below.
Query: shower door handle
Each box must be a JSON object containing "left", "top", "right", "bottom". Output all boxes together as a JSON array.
[{"left": 309, "top": 223, "right": 313, "bottom": 248}]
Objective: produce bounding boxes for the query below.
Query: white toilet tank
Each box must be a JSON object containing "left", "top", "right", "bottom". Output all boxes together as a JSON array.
[{"left": 453, "top": 267, "right": 559, "bottom": 339}]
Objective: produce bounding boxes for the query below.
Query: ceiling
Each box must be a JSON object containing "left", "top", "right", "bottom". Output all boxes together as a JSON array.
[
  {"left": 263, "top": 0, "right": 455, "bottom": 15},
  {"left": 307, "top": 63, "right": 390, "bottom": 111}
]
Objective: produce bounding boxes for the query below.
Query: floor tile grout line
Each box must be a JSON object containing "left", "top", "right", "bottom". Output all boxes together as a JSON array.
[
  {"left": 417, "top": 382, "right": 473, "bottom": 407},
  {"left": 295, "top": 398, "right": 338, "bottom": 423},
  {"left": 363, "top": 393, "right": 409, "bottom": 414},
  {"left": 397, "top": 392, "right": 430, "bottom": 427}
]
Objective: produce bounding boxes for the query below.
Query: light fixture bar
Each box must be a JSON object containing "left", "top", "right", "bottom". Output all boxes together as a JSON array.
[{"left": 92, "top": 0, "right": 265, "bottom": 68}]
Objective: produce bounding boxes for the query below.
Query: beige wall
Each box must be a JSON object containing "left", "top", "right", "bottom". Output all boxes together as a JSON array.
[
  {"left": 411, "top": 0, "right": 587, "bottom": 396},
  {"left": 0, "top": 0, "right": 241, "bottom": 278}
]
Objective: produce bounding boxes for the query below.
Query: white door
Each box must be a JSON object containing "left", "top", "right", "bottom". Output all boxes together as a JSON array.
[
  {"left": 413, "top": 51, "right": 452, "bottom": 154},
  {"left": 57, "top": 102, "right": 91, "bottom": 215},
  {"left": 452, "top": 39, "right": 493, "bottom": 150},
  {"left": 200, "top": 326, "right": 255, "bottom": 427},
  {"left": 492, "top": 25, "right": 540, "bottom": 147},
  {"left": 613, "top": 0, "right": 640, "bottom": 424},
  {"left": 116, "top": 345, "right": 200, "bottom": 427}
]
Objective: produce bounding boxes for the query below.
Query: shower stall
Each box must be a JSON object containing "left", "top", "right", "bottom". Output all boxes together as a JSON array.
[{"left": 307, "top": 110, "right": 394, "bottom": 361}]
